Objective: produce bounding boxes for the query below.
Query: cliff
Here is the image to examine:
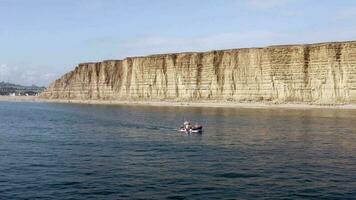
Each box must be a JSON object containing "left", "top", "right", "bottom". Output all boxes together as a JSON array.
[{"left": 40, "top": 41, "right": 356, "bottom": 104}]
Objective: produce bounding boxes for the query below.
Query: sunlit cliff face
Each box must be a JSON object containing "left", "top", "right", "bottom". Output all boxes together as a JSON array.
[{"left": 40, "top": 41, "right": 356, "bottom": 104}]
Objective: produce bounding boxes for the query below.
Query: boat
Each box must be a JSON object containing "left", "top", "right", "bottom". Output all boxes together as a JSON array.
[{"left": 180, "top": 121, "right": 203, "bottom": 134}]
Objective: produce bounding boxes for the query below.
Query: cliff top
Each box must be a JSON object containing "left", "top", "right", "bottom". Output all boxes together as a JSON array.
[{"left": 78, "top": 40, "right": 356, "bottom": 65}]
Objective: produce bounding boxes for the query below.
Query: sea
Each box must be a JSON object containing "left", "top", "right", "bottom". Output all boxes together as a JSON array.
[{"left": 0, "top": 101, "right": 355, "bottom": 199}]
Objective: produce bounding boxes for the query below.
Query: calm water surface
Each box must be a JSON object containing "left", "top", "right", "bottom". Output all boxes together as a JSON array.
[{"left": 0, "top": 102, "right": 355, "bottom": 199}]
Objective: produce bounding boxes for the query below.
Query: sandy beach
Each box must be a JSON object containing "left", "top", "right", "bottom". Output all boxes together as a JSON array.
[
  {"left": 1, "top": 95, "right": 356, "bottom": 110},
  {"left": 0, "top": 96, "right": 39, "bottom": 102}
]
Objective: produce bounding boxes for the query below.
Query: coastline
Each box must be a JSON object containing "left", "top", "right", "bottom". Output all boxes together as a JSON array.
[
  {"left": 0, "top": 96, "right": 39, "bottom": 102},
  {"left": 1, "top": 96, "right": 356, "bottom": 110}
]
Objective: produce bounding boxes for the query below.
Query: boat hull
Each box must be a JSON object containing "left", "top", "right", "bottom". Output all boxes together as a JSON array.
[{"left": 180, "top": 128, "right": 203, "bottom": 134}]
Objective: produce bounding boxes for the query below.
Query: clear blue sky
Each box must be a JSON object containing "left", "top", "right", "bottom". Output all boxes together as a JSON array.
[{"left": 1, "top": 0, "right": 355, "bottom": 86}]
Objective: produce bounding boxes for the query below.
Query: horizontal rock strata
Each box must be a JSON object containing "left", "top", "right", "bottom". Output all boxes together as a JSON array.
[{"left": 40, "top": 41, "right": 356, "bottom": 104}]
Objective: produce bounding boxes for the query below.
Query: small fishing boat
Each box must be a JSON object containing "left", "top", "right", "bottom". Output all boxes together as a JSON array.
[{"left": 180, "top": 121, "right": 203, "bottom": 134}]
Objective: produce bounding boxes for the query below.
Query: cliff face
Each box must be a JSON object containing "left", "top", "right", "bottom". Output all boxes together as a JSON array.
[{"left": 41, "top": 41, "right": 356, "bottom": 104}]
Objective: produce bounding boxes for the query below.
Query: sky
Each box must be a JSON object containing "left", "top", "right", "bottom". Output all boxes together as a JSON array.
[{"left": 0, "top": 0, "right": 356, "bottom": 86}]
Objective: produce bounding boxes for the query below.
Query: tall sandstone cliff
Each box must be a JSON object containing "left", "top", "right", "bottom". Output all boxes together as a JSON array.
[{"left": 41, "top": 41, "right": 356, "bottom": 104}]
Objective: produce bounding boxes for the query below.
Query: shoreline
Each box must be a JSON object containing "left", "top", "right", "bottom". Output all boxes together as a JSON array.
[{"left": 1, "top": 96, "right": 356, "bottom": 110}]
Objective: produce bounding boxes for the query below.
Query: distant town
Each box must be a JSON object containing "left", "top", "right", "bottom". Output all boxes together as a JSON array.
[{"left": 0, "top": 81, "right": 45, "bottom": 96}]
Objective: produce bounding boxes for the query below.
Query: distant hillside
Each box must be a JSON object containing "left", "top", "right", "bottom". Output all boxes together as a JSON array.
[{"left": 0, "top": 81, "right": 45, "bottom": 96}]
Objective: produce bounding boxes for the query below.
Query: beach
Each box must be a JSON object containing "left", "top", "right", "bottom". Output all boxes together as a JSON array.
[{"left": 1, "top": 95, "right": 356, "bottom": 110}]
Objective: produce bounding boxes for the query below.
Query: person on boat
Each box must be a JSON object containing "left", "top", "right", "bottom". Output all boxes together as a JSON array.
[
  {"left": 181, "top": 121, "right": 203, "bottom": 133},
  {"left": 184, "top": 121, "right": 191, "bottom": 130}
]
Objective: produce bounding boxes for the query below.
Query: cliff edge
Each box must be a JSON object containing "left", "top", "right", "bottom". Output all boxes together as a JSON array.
[{"left": 40, "top": 41, "right": 356, "bottom": 104}]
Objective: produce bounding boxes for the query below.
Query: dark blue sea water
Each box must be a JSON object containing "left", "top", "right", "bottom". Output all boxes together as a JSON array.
[{"left": 0, "top": 101, "right": 355, "bottom": 199}]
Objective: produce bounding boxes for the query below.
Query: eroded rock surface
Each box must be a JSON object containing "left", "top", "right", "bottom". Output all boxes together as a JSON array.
[{"left": 40, "top": 41, "right": 356, "bottom": 104}]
